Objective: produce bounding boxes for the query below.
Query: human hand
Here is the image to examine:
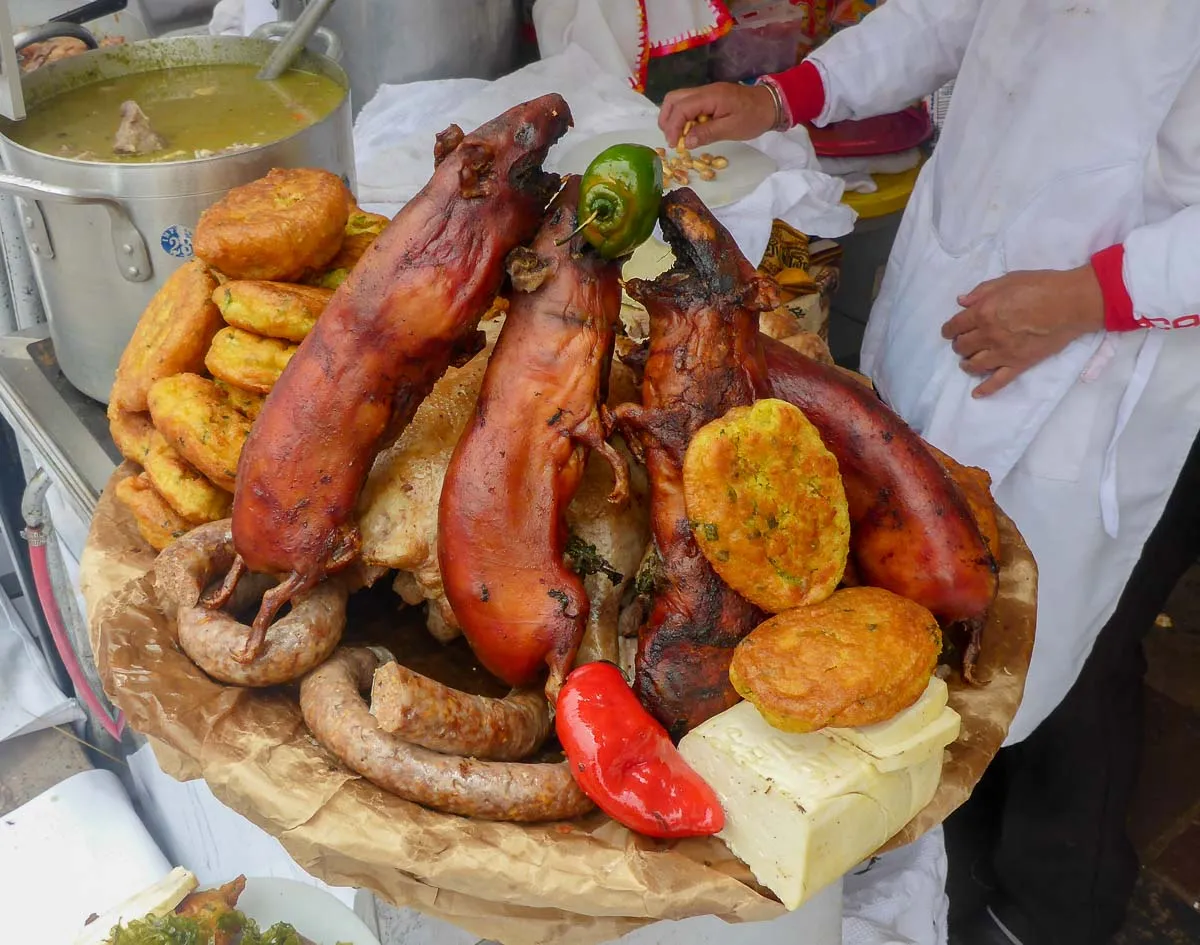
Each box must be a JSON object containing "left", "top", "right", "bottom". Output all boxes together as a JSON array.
[
  {"left": 658, "top": 83, "right": 777, "bottom": 149},
  {"left": 940, "top": 265, "right": 1106, "bottom": 398}
]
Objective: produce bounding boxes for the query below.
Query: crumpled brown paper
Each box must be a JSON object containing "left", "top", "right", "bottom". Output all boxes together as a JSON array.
[{"left": 84, "top": 462, "right": 1037, "bottom": 945}]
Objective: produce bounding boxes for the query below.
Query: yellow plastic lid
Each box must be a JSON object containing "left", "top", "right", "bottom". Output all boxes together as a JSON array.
[{"left": 841, "top": 163, "right": 923, "bottom": 219}]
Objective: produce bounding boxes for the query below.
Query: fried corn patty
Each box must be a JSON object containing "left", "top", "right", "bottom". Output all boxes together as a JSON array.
[
  {"left": 730, "top": 586, "right": 942, "bottom": 732},
  {"left": 143, "top": 429, "right": 232, "bottom": 524},
  {"left": 683, "top": 398, "right": 849, "bottom": 613},
  {"left": 193, "top": 168, "right": 351, "bottom": 281},
  {"left": 214, "top": 379, "right": 265, "bottom": 421},
  {"left": 148, "top": 373, "right": 253, "bottom": 492},
  {"left": 107, "top": 407, "right": 156, "bottom": 465},
  {"left": 213, "top": 280, "right": 332, "bottom": 342},
  {"left": 109, "top": 260, "right": 223, "bottom": 412},
  {"left": 204, "top": 326, "right": 298, "bottom": 394},
  {"left": 305, "top": 206, "right": 390, "bottom": 289},
  {"left": 114, "top": 472, "right": 191, "bottom": 552}
]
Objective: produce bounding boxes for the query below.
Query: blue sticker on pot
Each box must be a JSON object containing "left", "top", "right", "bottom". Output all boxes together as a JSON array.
[{"left": 160, "top": 225, "right": 194, "bottom": 259}]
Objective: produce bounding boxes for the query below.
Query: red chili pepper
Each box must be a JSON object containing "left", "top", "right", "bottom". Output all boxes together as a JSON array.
[{"left": 555, "top": 661, "right": 725, "bottom": 838}]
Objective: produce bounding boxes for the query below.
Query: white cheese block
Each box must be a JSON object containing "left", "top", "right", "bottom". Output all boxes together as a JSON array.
[
  {"left": 825, "top": 676, "right": 961, "bottom": 772},
  {"left": 678, "top": 695, "right": 960, "bottom": 911}
]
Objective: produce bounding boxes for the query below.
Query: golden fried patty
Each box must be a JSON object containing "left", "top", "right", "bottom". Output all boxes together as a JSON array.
[
  {"left": 305, "top": 206, "right": 390, "bottom": 289},
  {"left": 683, "top": 398, "right": 849, "bottom": 613},
  {"left": 214, "top": 279, "right": 332, "bottom": 342},
  {"left": 148, "top": 373, "right": 254, "bottom": 492},
  {"left": 193, "top": 167, "right": 351, "bottom": 281},
  {"left": 143, "top": 429, "right": 232, "bottom": 524},
  {"left": 214, "top": 379, "right": 266, "bottom": 421},
  {"left": 114, "top": 472, "right": 191, "bottom": 552},
  {"left": 204, "top": 326, "right": 297, "bottom": 394},
  {"left": 730, "top": 586, "right": 942, "bottom": 733},
  {"left": 109, "top": 260, "right": 223, "bottom": 412},
  {"left": 107, "top": 407, "right": 156, "bottom": 465}
]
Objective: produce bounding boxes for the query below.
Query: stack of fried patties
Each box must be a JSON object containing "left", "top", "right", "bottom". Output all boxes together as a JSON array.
[{"left": 107, "top": 168, "right": 390, "bottom": 550}]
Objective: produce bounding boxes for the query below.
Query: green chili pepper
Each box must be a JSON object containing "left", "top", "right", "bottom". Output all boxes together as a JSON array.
[{"left": 576, "top": 143, "right": 664, "bottom": 260}]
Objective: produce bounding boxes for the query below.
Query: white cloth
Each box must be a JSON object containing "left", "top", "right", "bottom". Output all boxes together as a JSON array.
[
  {"left": 810, "top": 0, "right": 1200, "bottom": 743},
  {"left": 1, "top": 769, "right": 173, "bottom": 944},
  {"left": 0, "top": 583, "right": 82, "bottom": 742},
  {"left": 352, "top": 46, "right": 854, "bottom": 263},
  {"left": 843, "top": 827, "right": 949, "bottom": 945},
  {"left": 533, "top": 0, "right": 731, "bottom": 91},
  {"left": 207, "top": 0, "right": 279, "bottom": 37},
  {"left": 819, "top": 149, "right": 923, "bottom": 193}
]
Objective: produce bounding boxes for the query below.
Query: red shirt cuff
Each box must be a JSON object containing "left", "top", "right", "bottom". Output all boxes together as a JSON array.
[
  {"left": 1091, "top": 244, "right": 1138, "bottom": 332},
  {"left": 766, "top": 60, "right": 826, "bottom": 126}
]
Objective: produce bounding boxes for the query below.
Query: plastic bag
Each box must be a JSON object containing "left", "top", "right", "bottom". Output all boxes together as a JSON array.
[{"left": 712, "top": 1, "right": 828, "bottom": 82}]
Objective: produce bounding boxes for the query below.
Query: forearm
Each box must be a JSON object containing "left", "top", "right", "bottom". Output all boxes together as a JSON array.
[
  {"left": 766, "top": 0, "right": 985, "bottom": 126},
  {"left": 1092, "top": 205, "right": 1200, "bottom": 331}
]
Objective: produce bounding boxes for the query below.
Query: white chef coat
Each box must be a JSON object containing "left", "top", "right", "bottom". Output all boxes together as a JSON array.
[{"left": 807, "top": 1, "right": 1200, "bottom": 744}]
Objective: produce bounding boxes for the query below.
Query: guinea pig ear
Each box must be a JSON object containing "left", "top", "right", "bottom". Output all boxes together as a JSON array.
[
  {"left": 433, "top": 124, "right": 465, "bottom": 167},
  {"left": 506, "top": 245, "right": 554, "bottom": 293},
  {"left": 456, "top": 142, "right": 498, "bottom": 198}
]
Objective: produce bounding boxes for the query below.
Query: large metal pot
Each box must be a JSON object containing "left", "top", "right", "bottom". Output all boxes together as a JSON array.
[
  {"left": 278, "top": 0, "right": 524, "bottom": 117},
  {"left": 0, "top": 32, "right": 354, "bottom": 403}
]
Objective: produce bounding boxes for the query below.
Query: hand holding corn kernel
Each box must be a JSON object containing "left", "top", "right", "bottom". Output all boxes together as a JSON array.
[{"left": 655, "top": 116, "right": 731, "bottom": 189}]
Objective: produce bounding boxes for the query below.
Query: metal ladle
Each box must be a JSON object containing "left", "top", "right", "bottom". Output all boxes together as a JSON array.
[{"left": 257, "top": 0, "right": 338, "bottom": 82}]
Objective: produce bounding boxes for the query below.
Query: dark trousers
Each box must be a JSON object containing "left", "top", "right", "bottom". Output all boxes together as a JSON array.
[{"left": 946, "top": 431, "right": 1200, "bottom": 945}]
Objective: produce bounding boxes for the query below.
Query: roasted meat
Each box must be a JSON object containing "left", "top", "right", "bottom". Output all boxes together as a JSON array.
[
  {"left": 763, "top": 337, "right": 998, "bottom": 624},
  {"left": 209, "top": 94, "right": 572, "bottom": 662},
  {"left": 613, "top": 188, "right": 779, "bottom": 737},
  {"left": 438, "top": 176, "right": 628, "bottom": 696},
  {"left": 112, "top": 100, "right": 165, "bottom": 155},
  {"left": 356, "top": 320, "right": 649, "bottom": 655}
]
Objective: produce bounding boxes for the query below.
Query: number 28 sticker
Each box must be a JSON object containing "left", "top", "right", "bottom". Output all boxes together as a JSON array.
[{"left": 160, "top": 225, "right": 194, "bottom": 259}]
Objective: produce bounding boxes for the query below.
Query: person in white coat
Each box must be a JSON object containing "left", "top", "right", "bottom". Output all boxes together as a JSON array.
[{"left": 659, "top": 4, "right": 1200, "bottom": 944}]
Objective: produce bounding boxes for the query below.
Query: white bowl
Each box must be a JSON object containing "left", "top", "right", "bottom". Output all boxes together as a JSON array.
[{"left": 235, "top": 877, "right": 381, "bottom": 945}]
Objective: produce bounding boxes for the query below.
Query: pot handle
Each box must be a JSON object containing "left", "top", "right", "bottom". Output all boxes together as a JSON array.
[
  {"left": 0, "top": 172, "right": 151, "bottom": 282},
  {"left": 251, "top": 22, "right": 343, "bottom": 64}
]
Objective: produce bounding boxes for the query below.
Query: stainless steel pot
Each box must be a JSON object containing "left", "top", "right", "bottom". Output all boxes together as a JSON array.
[
  {"left": 0, "top": 32, "right": 354, "bottom": 403},
  {"left": 278, "top": 0, "right": 524, "bottom": 116}
]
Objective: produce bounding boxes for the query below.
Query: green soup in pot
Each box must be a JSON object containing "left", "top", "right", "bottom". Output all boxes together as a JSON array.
[{"left": 2, "top": 63, "right": 344, "bottom": 164}]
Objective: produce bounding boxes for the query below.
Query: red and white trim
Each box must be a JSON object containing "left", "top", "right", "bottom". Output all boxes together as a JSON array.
[
  {"left": 1092, "top": 243, "right": 1200, "bottom": 332},
  {"left": 630, "top": 0, "right": 651, "bottom": 92},
  {"left": 648, "top": 0, "right": 735, "bottom": 58}
]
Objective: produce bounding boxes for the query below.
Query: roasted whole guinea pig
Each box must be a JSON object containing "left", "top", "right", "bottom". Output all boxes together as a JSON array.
[
  {"left": 613, "top": 187, "right": 779, "bottom": 738},
  {"left": 205, "top": 94, "right": 573, "bottom": 663},
  {"left": 437, "top": 176, "right": 628, "bottom": 698},
  {"left": 763, "top": 337, "right": 998, "bottom": 624}
]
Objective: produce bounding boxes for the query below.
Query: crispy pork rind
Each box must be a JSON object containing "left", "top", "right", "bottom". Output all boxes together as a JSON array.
[
  {"left": 193, "top": 167, "right": 351, "bottom": 281},
  {"left": 927, "top": 444, "right": 1001, "bottom": 557},
  {"left": 213, "top": 280, "right": 332, "bottom": 343},
  {"left": 683, "top": 398, "right": 849, "bottom": 613},
  {"left": 204, "top": 326, "right": 297, "bottom": 394},
  {"left": 109, "top": 260, "right": 223, "bottom": 411},
  {"left": 729, "top": 586, "right": 942, "bottom": 732},
  {"left": 148, "top": 373, "right": 252, "bottom": 492},
  {"left": 143, "top": 429, "right": 232, "bottom": 524},
  {"left": 114, "top": 472, "right": 191, "bottom": 552}
]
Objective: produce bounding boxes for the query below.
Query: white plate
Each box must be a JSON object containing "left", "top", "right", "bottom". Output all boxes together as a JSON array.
[
  {"left": 553, "top": 128, "right": 778, "bottom": 209},
  {"left": 234, "top": 877, "right": 381, "bottom": 945}
]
